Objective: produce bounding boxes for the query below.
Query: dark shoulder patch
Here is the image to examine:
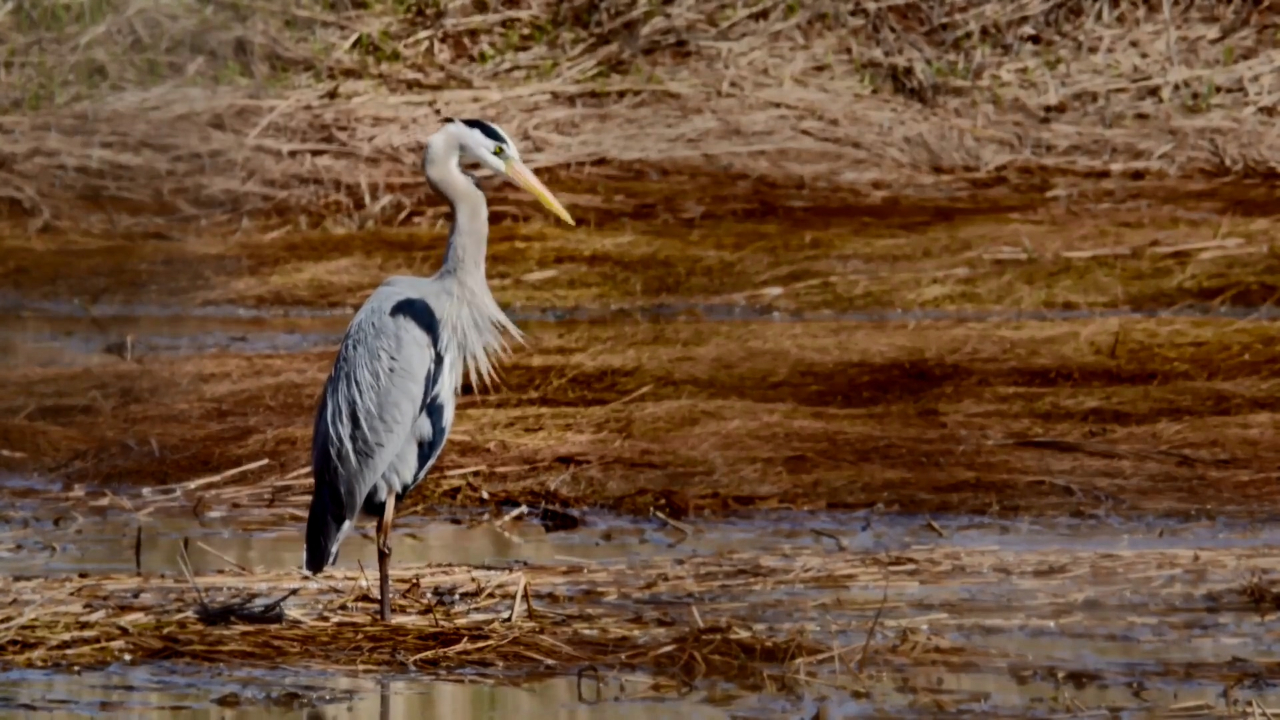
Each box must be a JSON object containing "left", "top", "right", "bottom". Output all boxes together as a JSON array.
[
  {"left": 389, "top": 297, "right": 442, "bottom": 340},
  {"left": 460, "top": 118, "right": 509, "bottom": 146}
]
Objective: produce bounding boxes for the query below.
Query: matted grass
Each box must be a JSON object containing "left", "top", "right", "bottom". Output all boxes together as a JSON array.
[
  {"left": 4, "top": 194, "right": 1279, "bottom": 313},
  {"left": 3, "top": 537, "right": 1280, "bottom": 716},
  {"left": 1, "top": 317, "right": 1277, "bottom": 520}
]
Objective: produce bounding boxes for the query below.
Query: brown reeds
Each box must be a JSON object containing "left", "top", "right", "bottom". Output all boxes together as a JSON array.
[
  {"left": 2, "top": 538, "right": 1278, "bottom": 701},
  {"left": 6, "top": 197, "right": 1280, "bottom": 314},
  {"left": 0, "top": 553, "right": 840, "bottom": 683},
  {"left": 3, "top": 0, "right": 1280, "bottom": 235},
  {"left": 2, "top": 316, "right": 1278, "bottom": 519}
]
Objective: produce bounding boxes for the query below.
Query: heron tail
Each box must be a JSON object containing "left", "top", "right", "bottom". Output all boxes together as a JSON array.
[
  {"left": 305, "top": 384, "right": 351, "bottom": 575},
  {"left": 304, "top": 484, "right": 347, "bottom": 574}
]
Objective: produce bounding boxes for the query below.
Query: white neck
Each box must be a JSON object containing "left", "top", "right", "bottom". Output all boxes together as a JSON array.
[
  {"left": 424, "top": 126, "right": 489, "bottom": 283},
  {"left": 420, "top": 124, "right": 523, "bottom": 393}
]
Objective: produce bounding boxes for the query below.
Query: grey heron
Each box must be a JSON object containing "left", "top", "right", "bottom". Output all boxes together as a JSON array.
[{"left": 303, "top": 118, "right": 574, "bottom": 621}]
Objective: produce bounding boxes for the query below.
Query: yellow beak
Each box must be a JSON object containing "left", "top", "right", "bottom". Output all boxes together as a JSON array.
[{"left": 504, "top": 158, "right": 575, "bottom": 226}]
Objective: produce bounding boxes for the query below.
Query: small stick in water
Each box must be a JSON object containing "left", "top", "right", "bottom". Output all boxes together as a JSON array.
[{"left": 651, "top": 509, "right": 693, "bottom": 543}]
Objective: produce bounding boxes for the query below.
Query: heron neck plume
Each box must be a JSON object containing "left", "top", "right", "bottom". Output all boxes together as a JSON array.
[{"left": 422, "top": 125, "right": 522, "bottom": 393}]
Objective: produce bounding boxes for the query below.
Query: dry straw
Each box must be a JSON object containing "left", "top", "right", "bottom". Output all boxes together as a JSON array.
[
  {"left": 4, "top": 536, "right": 1280, "bottom": 714},
  {"left": 2, "top": 0, "right": 1278, "bottom": 234}
]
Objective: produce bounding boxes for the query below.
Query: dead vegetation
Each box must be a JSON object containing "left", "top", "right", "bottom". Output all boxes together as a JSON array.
[
  {"left": 0, "top": 554, "right": 830, "bottom": 684},
  {"left": 3, "top": 0, "right": 1280, "bottom": 235},
  {"left": 3, "top": 535, "right": 1280, "bottom": 715},
  {"left": 2, "top": 317, "right": 1278, "bottom": 519},
  {"left": 4, "top": 195, "right": 1279, "bottom": 313}
]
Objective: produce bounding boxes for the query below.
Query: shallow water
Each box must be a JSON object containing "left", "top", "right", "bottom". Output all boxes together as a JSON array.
[
  {"left": 3, "top": 297, "right": 1280, "bottom": 365},
  {"left": 0, "top": 509, "right": 708, "bottom": 576},
  {"left": 0, "top": 313, "right": 345, "bottom": 367},
  {"left": 3, "top": 303, "right": 1278, "bottom": 369},
  {"left": 4, "top": 663, "right": 1275, "bottom": 720},
  {"left": 0, "top": 666, "right": 733, "bottom": 719},
  {"left": 4, "top": 289, "right": 1280, "bottom": 323},
  {"left": 9, "top": 506, "right": 1280, "bottom": 577}
]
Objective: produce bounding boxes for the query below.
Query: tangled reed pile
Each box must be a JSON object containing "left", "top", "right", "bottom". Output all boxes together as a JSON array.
[
  {"left": 2, "top": 0, "right": 1278, "bottom": 234},
  {"left": 3, "top": 532, "right": 1280, "bottom": 692}
]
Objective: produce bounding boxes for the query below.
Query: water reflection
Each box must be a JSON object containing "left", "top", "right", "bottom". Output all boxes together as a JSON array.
[
  {"left": 806, "top": 667, "right": 1280, "bottom": 718},
  {"left": 0, "top": 668, "right": 731, "bottom": 720},
  {"left": 336, "top": 677, "right": 729, "bottom": 720},
  {"left": 3, "top": 661, "right": 1276, "bottom": 719},
  {"left": 1, "top": 514, "right": 667, "bottom": 576}
]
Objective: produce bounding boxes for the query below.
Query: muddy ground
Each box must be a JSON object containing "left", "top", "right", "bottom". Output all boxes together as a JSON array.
[{"left": 3, "top": 183, "right": 1278, "bottom": 522}]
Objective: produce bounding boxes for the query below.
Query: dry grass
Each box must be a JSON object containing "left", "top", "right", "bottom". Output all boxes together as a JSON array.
[
  {"left": 2, "top": 317, "right": 1278, "bottom": 519},
  {"left": 0, "top": 552, "right": 835, "bottom": 684},
  {"left": 3, "top": 0, "right": 1280, "bottom": 234},
  {"left": 3, "top": 537, "right": 1280, "bottom": 714},
  {"left": 5, "top": 195, "right": 1279, "bottom": 313}
]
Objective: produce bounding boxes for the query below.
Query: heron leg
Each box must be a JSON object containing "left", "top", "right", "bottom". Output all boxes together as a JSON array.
[{"left": 376, "top": 493, "right": 396, "bottom": 621}]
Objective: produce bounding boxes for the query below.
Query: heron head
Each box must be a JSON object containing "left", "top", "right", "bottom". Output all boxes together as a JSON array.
[{"left": 446, "top": 118, "right": 575, "bottom": 226}]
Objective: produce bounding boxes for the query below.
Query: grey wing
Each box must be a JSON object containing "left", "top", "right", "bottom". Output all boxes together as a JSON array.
[
  {"left": 304, "top": 295, "right": 439, "bottom": 572},
  {"left": 361, "top": 388, "right": 450, "bottom": 518},
  {"left": 362, "top": 342, "right": 451, "bottom": 517}
]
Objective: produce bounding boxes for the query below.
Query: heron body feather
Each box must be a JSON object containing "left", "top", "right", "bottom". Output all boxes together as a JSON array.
[{"left": 303, "top": 120, "right": 529, "bottom": 575}]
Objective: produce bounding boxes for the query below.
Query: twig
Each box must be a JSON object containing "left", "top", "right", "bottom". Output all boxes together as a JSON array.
[
  {"left": 508, "top": 573, "right": 527, "bottom": 622},
  {"left": 925, "top": 518, "right": 948, "bottom": 539},
  {"left": 494, "top": 504, "right": 529, "bottom": 528},
  {"left": 177, "top": 540, "right": 207, "bottom": 607},
  {"left": 195, "top": 540, "right": 251, "bottom": 574},
  {"left": 143, "top": 459, "right": 270, "bottom": 495},
  {"left": 811, "top": 528, "right": 848, "bottom": 551},
  {"left": 855, "top": 579, "right": 889, "bottom": 675},
  {"left": 690, "top": 605, "right": 704, "bottom": 628},
  {"left": 651, "top": 509, "right": 694, "bottom": 542},
  {"left": 606, "top": 383, "right": 654, "bottom": 407},
  {"left": 522, "top": 578, "right": 537, "bottom": 622}
]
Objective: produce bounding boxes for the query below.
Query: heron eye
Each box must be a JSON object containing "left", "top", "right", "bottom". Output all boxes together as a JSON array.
[{"left": 493, "top": 146, "right": 505, "bottom": 157}]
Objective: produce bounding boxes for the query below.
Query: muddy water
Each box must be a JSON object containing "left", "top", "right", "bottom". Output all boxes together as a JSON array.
[
  {"left": 3, "top": 298, "right": 1280, "bottom": 365},
  {"left": 6, "top": 508, "right": 1280, "bottom": 577},
  {"left": 0, "top": 508, "right": 743, "bottom": 576},
  {"left": 0, "top": 666, "right": 732, "bottom": 719},
  {"left": 0, "top": 312, "right": 346, "bottom": 367},
  {"left": 3, "top": 302, "right": 1279, "bottom": 371},
  {"left": 6, "top": 291, "right": 1280, "bottom": 324}
]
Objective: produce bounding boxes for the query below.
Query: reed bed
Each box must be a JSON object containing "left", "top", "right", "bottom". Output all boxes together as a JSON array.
[
  {"left": 3, "top": 316, "right": 1280, "bottom": 520},
  {"left": 3, "top": 0, "right": 1280, "bottom": 234},
  {"left": 6, "top": 197, "right": 1279, "bottom": 314},
  {"left": 3, "top": 537, "right": 1280, "bottom": 714}
]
